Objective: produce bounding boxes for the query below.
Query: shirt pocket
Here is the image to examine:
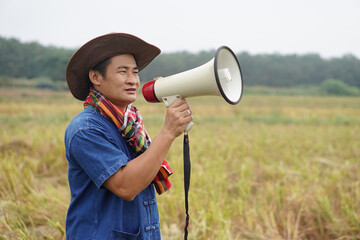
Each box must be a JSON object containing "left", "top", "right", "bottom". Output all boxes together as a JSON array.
[{"left": 110, "top": 227, "right": 142, "bottom": 240}]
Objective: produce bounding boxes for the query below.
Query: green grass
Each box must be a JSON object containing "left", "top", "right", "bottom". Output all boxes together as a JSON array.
[{"left": 0, "top": 88, "right": 359, "bottom": 239}]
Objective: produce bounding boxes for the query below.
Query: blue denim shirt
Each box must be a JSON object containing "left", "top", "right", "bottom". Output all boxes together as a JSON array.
[{"left": 64, "top": 107, "right": 161, "bottom": 240}]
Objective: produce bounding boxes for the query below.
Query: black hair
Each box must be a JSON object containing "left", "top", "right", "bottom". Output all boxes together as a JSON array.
[{"left": 91, "top": 57, "right": 112, "bottom": 78}]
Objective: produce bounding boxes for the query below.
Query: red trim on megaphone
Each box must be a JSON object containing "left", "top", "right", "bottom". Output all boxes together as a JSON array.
[{"left": 142, "top": 80, "right": 160, "bottom": 103}]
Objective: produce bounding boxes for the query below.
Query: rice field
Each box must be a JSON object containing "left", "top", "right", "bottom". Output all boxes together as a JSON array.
[{"left": 0, "top": 88, "right": 359, "bottom": 239}]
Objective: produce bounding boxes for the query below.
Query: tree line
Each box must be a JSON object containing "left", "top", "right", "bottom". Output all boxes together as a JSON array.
[{"left": 0, "top": 36, "right": 359, "bottom": 88}]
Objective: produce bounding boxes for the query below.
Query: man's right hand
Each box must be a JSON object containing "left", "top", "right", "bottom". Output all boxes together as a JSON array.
[{"left": 162, "top": 98, "right": 193, "bottom": 139}]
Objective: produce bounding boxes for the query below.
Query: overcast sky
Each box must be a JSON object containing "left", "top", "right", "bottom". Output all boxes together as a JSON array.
[{"left": 1, "top": 0, "right": 359, "bottom": 59}]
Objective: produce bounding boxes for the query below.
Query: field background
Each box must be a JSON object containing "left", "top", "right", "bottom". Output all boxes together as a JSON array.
[{"left": 0, "top": 87, "right": 359, "bottom": 240}]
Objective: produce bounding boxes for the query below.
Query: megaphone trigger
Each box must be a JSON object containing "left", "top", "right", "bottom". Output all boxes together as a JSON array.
[{"left": 162, "top": 95, "right": 194, "bottom": 132}]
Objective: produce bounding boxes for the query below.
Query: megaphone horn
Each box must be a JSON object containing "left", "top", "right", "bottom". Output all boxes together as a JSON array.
[{"left": 142, "top": 46, "right": 244, "bottom": 131}]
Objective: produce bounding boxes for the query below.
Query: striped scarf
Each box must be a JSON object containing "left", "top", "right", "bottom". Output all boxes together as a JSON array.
[{"left": 84, "top": 87, "right": 173, "bottom": 194}]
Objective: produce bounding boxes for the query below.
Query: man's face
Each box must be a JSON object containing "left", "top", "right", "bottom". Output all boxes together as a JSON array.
[{"left": 93, "top": 54, "right": 140, "bottom": 110}]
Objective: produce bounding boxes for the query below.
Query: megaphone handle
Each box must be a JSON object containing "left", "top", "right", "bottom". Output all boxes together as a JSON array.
[{"left": 162, "top": 95, "right": 194, "bottom": 132}]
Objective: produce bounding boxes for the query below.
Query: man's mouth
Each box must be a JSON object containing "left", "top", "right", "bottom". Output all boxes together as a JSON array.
[{"left": 125, "top": 88, "right": 137, "bottom": 94}]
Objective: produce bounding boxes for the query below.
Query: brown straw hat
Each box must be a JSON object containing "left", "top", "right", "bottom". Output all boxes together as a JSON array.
[{"left": 66, "top": 33, "right": 161, "bottom": 100}]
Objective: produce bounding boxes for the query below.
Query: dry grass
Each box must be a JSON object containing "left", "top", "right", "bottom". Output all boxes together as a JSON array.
[{"left": 0, "top": 89, "right": 359, "bottom": 239}]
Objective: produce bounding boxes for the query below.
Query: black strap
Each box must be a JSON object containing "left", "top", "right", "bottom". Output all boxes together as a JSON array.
[{"left": 183, "top": 132, "right": 191, "bottom": 239}]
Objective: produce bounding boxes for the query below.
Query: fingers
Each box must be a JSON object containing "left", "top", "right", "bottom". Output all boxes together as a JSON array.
[
  {"left": 169, "top": 98, "right": 192, "bottom": 121},
  {"left": 169, "top": 98, "right": 191, "bottom": 112},
  {"left": 163, "top": 98, "right": 193, "bottom": 137},
  {"left": 182, "top": 109, "right": 192, "bottom": 122}
]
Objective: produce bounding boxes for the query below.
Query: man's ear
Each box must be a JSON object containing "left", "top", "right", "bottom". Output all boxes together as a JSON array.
[{"left": 89, "top": 69, "right": 102, "bottom": 86}]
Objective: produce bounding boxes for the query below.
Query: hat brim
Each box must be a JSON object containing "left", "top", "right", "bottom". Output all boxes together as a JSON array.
[{"left": 66, "top": 33, "right": 161, "bottom": 100}]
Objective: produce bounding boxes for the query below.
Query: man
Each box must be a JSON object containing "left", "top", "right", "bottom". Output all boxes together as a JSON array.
[{"left": 64, "top": 33, "right": 192, "bottom": 239}]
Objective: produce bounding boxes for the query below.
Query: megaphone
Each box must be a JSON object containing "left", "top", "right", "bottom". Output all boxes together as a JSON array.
[{"left": 142, "top": 46, "right": 243, "bottom": 132}]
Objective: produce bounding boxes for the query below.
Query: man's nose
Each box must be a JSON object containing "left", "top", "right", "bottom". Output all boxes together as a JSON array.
[{"left": 127, "top": 74, "right": 138, "bottom": 84}]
